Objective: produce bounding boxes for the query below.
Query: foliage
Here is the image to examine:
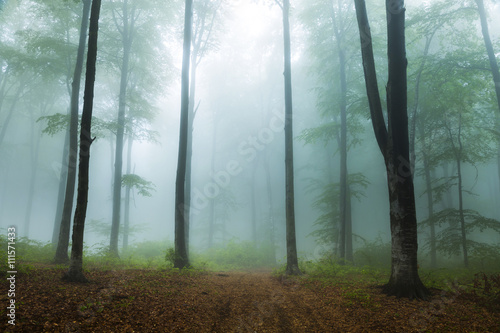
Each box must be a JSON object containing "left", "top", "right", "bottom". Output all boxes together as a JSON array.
[
  {"left": 307, "top": 173, "right": 369, "bottom": 246},
  {"left": 419, "top": 208, "right": 500, "bottom": 261},
  {"left": 352, "top": 237, "right": 391, "bottom": 269},
  {"left": 87, "top": 219, "right": 149, "bottom": 241},
  {"left": 0, "top": 234, "right": 54, "bottom": 271},
  {"left": 121, "top": 174, "right": 156, "bottom": 197}
]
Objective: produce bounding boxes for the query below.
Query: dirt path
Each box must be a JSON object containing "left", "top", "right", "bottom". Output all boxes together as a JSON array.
[{"left": 1, "top": 268, "right": 498, "bottom": 332}]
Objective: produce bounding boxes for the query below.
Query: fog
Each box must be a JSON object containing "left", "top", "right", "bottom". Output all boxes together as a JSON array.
[{"left": 1, "top": 0, "right": 500, "bottom": 269}]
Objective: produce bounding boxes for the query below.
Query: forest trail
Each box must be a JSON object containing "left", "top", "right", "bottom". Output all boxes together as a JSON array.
[{"left": 1, "top": 267, "right": 498, "bottom": 332}]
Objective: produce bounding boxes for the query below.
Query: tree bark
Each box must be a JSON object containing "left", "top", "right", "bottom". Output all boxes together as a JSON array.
[
  {"left": 110, "top": 0, "right": 135, "bottom": 257},
  {"left": 63, "top": 0, "right": 101, "bottom": 283},
  {"left": 54, "top": 0, "right": 91, "bottom": 264},
  {"left": 281, "top": 0, "right": 301, "bottom": 276},
  {"left": 354, "top": 0, "right": 428, "bottom": 298},
  {"left": 174, "top": 0, "right": 193, "bottom": 269}
]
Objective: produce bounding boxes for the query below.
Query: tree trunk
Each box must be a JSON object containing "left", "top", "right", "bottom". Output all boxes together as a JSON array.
[
  {"left": 345, "top": 183, "right": 353, "bottom": 262},
  {"left": 52, "top": 126, "right": 69, "bottom": 246},
  {"left": 331, "top": 0, "right": 349, "bottom": 264},
  {"left": 110, "top": 0, "right": 135, "bottom": 257},
  {"left": 281, "top": 0, "right": 301, "bottom": 276},
  {"left": 123, "top": 136, "right": 133, "bottom": 249},
  {"left": 174, "top": 0, "right": 193, "bottom": 269},
  {"left": 23, "top": 110, "right": 41, "bottom": 237},
  {"left": 63, "top": 0, "right": 102, "bottom": 283},
  {"left": 264, "top": 151, "right": 277, "bottom": 265},
  {"left": 208, "top": 111, "right": 216, "bottom": 248},
  {"left": 354, "top": 0, "right": 428, "bottom": 299},
  {"left": 251, "top": 158, "right": 259, "bottom": 245},
  {"left": 183, "top": 48, "right": 198, "bottom": 259},
  {"left": 54, "top": 0, "right": 91, "bottom": 264},
  {"left": 475, "top": 0, "right": 500, "bottom": 113},
  {"left": 0, "top": 83, "right": 23, "bottom": 148},
  {"left": 419, "top": 121, "right": 436, "bottom": 268},
  {"left": 455, "top": 115, "right": 468, "bottom": 268}
]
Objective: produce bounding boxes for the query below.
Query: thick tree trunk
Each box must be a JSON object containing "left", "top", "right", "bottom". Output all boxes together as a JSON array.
[
  {"left": 354, "top": 0, "right": 428, "bottom": 298},
  {"left": 63, "top": 0, "right": 102, "bottom": 283},
  {"left": 174, "top": 0, "right": 193, "bottom": 269},
  {"left": 54, "top": 0, "right": 91, "bottom": 264},
  {"left": 281, "top": 0, "right": 301, "bottom": 276},
  {"left": 110, "top": 0, "right": 134, "bottom": 257}
]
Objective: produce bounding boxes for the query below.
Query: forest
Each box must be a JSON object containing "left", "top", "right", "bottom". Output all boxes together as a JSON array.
[{"left": 0, "top": 0, "right": 499, "bottom": 331}]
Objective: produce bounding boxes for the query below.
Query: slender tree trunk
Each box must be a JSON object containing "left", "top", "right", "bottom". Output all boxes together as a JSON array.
[
  {"left": 208, "top": 112, "right": 216, "bottom": 248},
  {"left": 0, "top": 84, "right": 23, "bottom": 148},
  {"left": 110, "top": 0, "right": 135, "bottom": 257},
  {"left": 354, "top": 0, "right": 428, "bottom": 298},
  {"left": 331, "top": 0, "right": 349, "bottom": 263},
  {"left": 338, "top": 51, "right": 348, "bottom": 262},
  {"left": 63, "top": 0, "right": 102, "bottom": 283},
  {"left": 455, "top": 115, "right": 468, "bottom": 268},
  {"left": 409, "top": 31, "right": 436, "bottom": 174},
  {"left": 280, "top": 0, "right": 301, "bottom": 276},
  {"left": 475, "top": 0, "right": 500, "bottom": 112},
  {"left": 264, "top": 151, "right": 277, "bottom": 265},
  {"left": 345, "top": 183, "right": 353, "bottom": 262},
  {"left": 251, "top": 159, "right": 259, "bottom": 245},
  {"left": 419, "top": 121, "right": 436, "bottom": 268},
  {"left": 123, "top": 136, "right": 133, "bottom": 249},
  {"left": 52, "top": 127, "right": 69, "bottom": 246},
  {"left": 54, "top": 0, "right": 91, "bottom": 263},
  {"left": 24, "top": 111, "right": 41, "bottom": 237},
  {"left": 174, "top": 0, "right": 193, "bottom": 269}
]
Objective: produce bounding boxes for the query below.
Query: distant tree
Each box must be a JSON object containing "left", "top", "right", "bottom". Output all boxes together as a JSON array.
[
  {"left": 298, "top": 0, "right": 367, "bottom": 262},
  {"left": 63, "top": 0, "right": 102, "bottom": 283},
  {"left": 174, "top": 0, "right": 193, "bottom": 269},
  {"left": 475, "top": 0, "right": 500, "bottom": 113},
  {"left": 108, "top": 0, "right": 139, "bottom": 257},
  {"left": 121, "top": 173, "right": 155, "bottom": 248},
  {"left": 353, "top": 0, "right": 429, "bottom": 298}
]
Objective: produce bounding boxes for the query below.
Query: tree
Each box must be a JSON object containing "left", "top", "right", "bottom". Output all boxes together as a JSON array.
[
  {"left": 475, "top": 0, "right": 500, "bottom": 113},
  {"left": 108, "top": 0, "right": 139, "bottom": 257},
  {"left": 353, "top": 0, "right": 429, "bottom": 298},
  {"left": 63, "top": 0, "right": 102, "bottom": 283},
  {"left": 275, "top": 0, "right": 300, "bottom": 276},
  {"left": 174, "top": 0, "right": 193, "bottom": 269},
  {"left": 184, "top": 0, "right": 222, "bottom": 258},
  {"left": 54, "top": 0, "right": 91, "bottom": 264}
]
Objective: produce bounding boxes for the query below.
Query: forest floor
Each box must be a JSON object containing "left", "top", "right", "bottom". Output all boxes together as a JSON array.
[{"left": 1, "top": 265, "right": 499, "bottom": 332}]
